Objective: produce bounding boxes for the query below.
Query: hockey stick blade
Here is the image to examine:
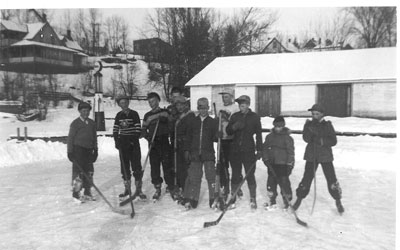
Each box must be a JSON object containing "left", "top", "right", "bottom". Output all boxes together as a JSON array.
[
  {"left": 296, "top": 217, "right": 308, "bottom": 227},
  {"left": 203, "top": 211, "right": 225, "bottom": 228}
]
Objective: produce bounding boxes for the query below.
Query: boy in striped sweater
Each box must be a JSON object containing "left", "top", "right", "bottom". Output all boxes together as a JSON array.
[{"left": 113, "top": 96, "right": 146, "bottom": 200}]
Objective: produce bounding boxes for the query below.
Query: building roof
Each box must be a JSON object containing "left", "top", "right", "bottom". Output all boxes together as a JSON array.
[
  {"left": 11, "top": 40, "right": 84, "bottom": 54},
  {"left": 186, "top": 47, "right": 396, "bottom": 87},
  {"left": 0, "top": 20, "right": 28, "bottom": 33},
  {"left": 23, "top": 23, "right": 46, "bottom": 40}
]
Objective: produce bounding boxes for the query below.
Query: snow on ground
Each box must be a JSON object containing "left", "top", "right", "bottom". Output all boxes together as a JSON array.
[{"left": 0, "top": 103, "right": 397, "bottom": 249}]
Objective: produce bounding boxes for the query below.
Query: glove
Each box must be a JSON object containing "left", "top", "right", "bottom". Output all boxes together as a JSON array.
[
  {"left": 68, "top": 152, "right": 74, "bottom": 162},
  {"left": 256, "top": 150, "right": 262, "bottom": 160},
  {"left": 287, "top": 165, "right": 294, "bottom": 175},
  {"left": 263, "top": 160, "right": 272, "bottom": 168},
  {"left": 92, "top": 149, "right": 98, "bottom": 163},
  {"left": 184, "top": 151, "right": 191, "bottom": 165},
  {"left": 115, "top": 139, "right": 120, "bottom": 150},
  {"left": 232, "top": 120, "right": 245, "bottom": 131}
]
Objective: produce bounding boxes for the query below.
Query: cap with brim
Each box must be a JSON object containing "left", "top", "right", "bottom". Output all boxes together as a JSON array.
[
  {"left": 173, "top": 95, "right": 187, "bottom": 104},
  {"left": 308, "top": 104, "right": 324, "bottom": 113},
  {"left": 218, "top": 88, "right": 234, "bottom": 96},
  {"left": 235, "top": 95, "right": 250, "bottom": 104}
]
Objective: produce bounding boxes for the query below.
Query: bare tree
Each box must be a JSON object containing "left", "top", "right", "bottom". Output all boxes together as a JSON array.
[{"left": 345, "top": 7, "right": 397, "bottom": 48}]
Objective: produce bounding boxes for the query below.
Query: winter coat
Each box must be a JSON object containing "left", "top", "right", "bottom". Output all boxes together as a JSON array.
[
  {"left": 262, "top": 127, "right": 295, "bottom": 166},
  {"left": 113, "top": 109, "right": 142, "bottom": 142},
  {"left": 303, "top": 119, "right": 337, "bottom": 162},
  {"left": 184, "top": 115, "right": 218, "bottom": 162},
  {"left": 142, "top": 107, "right": 170, "bottom": 140},
  {"left": 226, "top": 109, "right": 262, "bottom": 153},
  {"left": 175, "top": 111, "right": 195, "bottom": 144}
]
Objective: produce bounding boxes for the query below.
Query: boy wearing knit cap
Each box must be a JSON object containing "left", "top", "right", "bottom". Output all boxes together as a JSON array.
[
  {"left": 262, "top": 116, "right": 295, "bottom": 210},
  {"left": 182, "top": 97, "right": 218, "bottom": 210}
]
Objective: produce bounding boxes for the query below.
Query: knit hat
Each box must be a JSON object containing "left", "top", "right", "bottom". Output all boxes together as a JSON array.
[
  {"left": 173, "top": 95, "right": 187, "bottom": 104},
  {"left": 308, "top": 104, "right": 325, "bottom": 113},
  {"left": 273, "top": 116, "right": 285, "bottom": 127},
  {"left": 147, "top": 92, "right": 161, "bottom": 101},
  {"left": 235, "top": 95, "right": 250, "bottom": 104},
  {"left": 197, "top": 97, "right": 209, "bottom": 108},
  {"left": 78, "top": 102, "right": 92, "bottom": 111}
]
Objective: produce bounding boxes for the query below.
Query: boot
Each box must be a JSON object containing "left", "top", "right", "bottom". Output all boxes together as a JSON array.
[
  {"left": 292, "top": 197, "right": 302, "bottom": 211},
  {"left": 336, "top": 199, "right": 344, "bottom": 214},
  {"left": 264, "top": 198, "right": 277, "bottom": 211},
  {"left": 152, "top": 184, "right": 162, "bottom": 200},
  {"left": 119, "top": 180, "right": 131, "bottom": 198},
  {"left": 83, "top": 172, "right": 96, "bottom": 201},
  {"left": 133, "top": 180, "right": 147, "bottom": 200},
  {"left": 237, "top": 188, "right": 243, "bottom": 199},
  {"left": 283, "top": 198, "right": 290, "bottom": 210},
  {"left": 250, "top": 197, "right": 257, "bottom": 210}
]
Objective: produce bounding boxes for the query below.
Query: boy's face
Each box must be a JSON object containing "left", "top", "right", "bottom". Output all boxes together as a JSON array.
[
  {"left": 176, "top": 102, "right": 186, "bottom": 113},
  {"left": 79, "top": 108, "right": 90, "bottom": 119},
  {"left": 221, "top": 94, "right": 233, "bottom": 106},
  {"left": 239, "top": 103, "right": 250, "bottom": 113},
  {"left": 198, "top": 105, "right": 209, "bottom": 117},
  {"left": 118, "top": 99, "right": 129, "bottom": 110},
  {"left": 311, "top": 111, "right": 324, "bottom": 121},
  {"left": 171, "top": 92, "right": 181, "bottom": 98},
  {"left": 148, "top": 97, "right": 159, "bottom": 110}
]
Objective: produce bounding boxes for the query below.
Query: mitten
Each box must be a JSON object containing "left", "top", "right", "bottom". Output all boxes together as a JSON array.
[
  {"left": 232, "top": 120, "right": 245, "bottom": 131},
  {"left": 68, "top": 152, "right": 74, "bottom": 162},
  {"left": 92, "top": 149, "right": 98, "bottom": 163}
]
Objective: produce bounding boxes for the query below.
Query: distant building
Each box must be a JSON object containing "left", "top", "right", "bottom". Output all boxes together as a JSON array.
[
  {"left": 133, "top": 38, "right": 173, "bottom": 63},
  {"left": 261, "top": 37, "right": 298, "bottom": 54},
  {"left": 186, "top": 47, "right": 396, "bottom": 119},
  {"left": 0, "top": 19, "right": 91, "bottom": 74}
]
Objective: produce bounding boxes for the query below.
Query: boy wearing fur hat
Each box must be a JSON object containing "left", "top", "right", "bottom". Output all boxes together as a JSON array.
[
  {"left": 67, "top": 102, "right": 98, "bottom": 201},
  {"left": 113, "top": 96, "right": 146, "bottom": 201},
  {"left": 292, "top": 104, "right": 344, "bottom": 214},
  {"left": 262, "top": 116, "right": 295, "bottom": 210},
  {"left": 182, "top": 97, "right": 218, "bottom": 210}
]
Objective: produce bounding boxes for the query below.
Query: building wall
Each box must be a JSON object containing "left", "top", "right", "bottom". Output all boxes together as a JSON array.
[
  {"left": 189, "top": 85, "right": 212, "bottom": 112},
  {"left": 280, "top": 85, "right": 316, "bottom": 116},
  {"left": 352, "top": 82, "right": 396, "bottom": 119}
]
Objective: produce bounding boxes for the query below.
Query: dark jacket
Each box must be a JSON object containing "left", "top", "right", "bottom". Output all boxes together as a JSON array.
[
  {"left": 142, "top": 107, "right": 170, "bottom": 140},
  {"left": 175, "top": 111, "right": 195, "bottom": 144},
  {"left": 226, "top": 109, "right": 262, "bottom": 153},
  {"left": 184, "top": 115, "right": 217, "bottom": 162},
  {"left": 303, "top": 119, "right": 337, "bottom": 162},
  {"left": 262, "top": 127, "right": 295, "bottom": 165}
]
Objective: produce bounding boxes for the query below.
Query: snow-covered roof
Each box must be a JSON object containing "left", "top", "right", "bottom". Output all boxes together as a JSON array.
[
  {"left": 11, "top": 40, "right": 81, "bottom": 53},
  {"left": 23, "top": 23, "right": 46, "bottom": 40},
  {"left": 63, "top": 39, "right": 84, "bottom": 52},
  {"left": 0, "top": 20, "right": 27, "bottom": 33},
  {"left": 186, "top": 47, "right": 396, "bottom": 86}
]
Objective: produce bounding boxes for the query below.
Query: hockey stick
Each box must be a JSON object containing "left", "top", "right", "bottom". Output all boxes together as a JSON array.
[
  {"left": 204, "top": 160, "right": 257, "bottom": 228},
  {"left": 211, "top": 102, "right": 225, "bottom": 210},
  {"left": 73, "top": 160, "right": 126, "bottom": 216},
  {"left": 118, "top": 148, "right": 135, "bottom": 218},
  {"left": 310, "top": 143, "right": 317, "bottom": 215},
  {"left": 266, "top": 164, "right": 308, "bottom": 227},
  {"left": 119, "top": 119, "right": 160, "bottom": 207}
]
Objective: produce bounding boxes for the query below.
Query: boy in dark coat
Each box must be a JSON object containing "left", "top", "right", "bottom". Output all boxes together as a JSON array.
[
  {"left": 292, "top": 104, "right": 344, "bottom": 214},
  {"left": 142, "top": 92, "right": 176, "bottom": 200},
  {"left": 67, "top": 102, "right": 98, "bottom": 201},
  {"left": 226, "top": 95, "right": 262, "bottom": 209},
  {"left": 183, "top": 97, "right": 218, "bottom": 210},
  {"left": 262, "top": 116, "right": 294, "bottom": 210},
  {"left": 113, "top": 96, "right": 146, "bottom": 200}
]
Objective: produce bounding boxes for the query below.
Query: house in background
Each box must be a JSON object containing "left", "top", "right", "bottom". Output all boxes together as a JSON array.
[
  {"left": 186, "top": 47, "right": 396, "bottom": 119},
  {"left": 261, "top": 37, "right": 298, "bottom": 54},
  {"left": 133, "top": 38, "right": 173, "bottom": 63},
  {"left": 0, "top": 19, "right": 91, "bottom": 74}
]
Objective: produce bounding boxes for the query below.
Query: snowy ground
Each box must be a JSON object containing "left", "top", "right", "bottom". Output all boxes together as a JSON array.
[{"left": 0, "top": 104, "right": 397, "bottom": 250}]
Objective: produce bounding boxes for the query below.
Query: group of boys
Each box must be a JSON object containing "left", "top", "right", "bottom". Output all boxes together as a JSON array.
[{"left": 67, "top": 88, "right": 344, "bottom": 214}]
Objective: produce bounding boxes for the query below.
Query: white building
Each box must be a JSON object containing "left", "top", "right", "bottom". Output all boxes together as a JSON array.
[{"left": 186, "top": 47, "right": 396, "bottom": 119}]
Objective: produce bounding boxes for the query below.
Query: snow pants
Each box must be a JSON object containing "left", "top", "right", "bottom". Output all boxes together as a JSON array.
[
  {"left": 296, "top": 161, "right": 342, "bottom": 200},
  {"left": 219, "top": 139, "right": 232, "bottom": 194},
  {"left": 119, "top": 137, "right": 143, "bottom": 181},
  {"left": 149, "top": 135, "right": 175, "bottom": 188},
  {"left": 267, "top": 164, "right": 292, "bottom": 202},
  {"left": 175, "top": 140, "right": 189, "bottom": 190},
  {"left": 230, "top": 151, "right": 257, "bottom": 199},
  {"left": 72, "top": 145, "right": 94, "bottom": 191},
  {"left": 183, "top": 160, "right": 216, "bottom": 204}
]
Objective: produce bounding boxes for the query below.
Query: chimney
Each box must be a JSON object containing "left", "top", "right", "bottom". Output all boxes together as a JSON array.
[
  {"left": 42, "top": 13, "right": 47, "bottom": 22},
  {"left": 67, "top": 30, "right": 72, "bottom": 40}
]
